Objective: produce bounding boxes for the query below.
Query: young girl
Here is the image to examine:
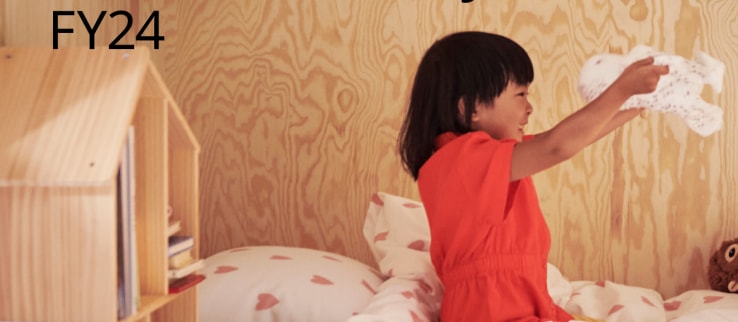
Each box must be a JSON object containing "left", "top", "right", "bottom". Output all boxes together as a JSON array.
[{"left": 398, "top": 31, "right": 668, "bottom": 321}]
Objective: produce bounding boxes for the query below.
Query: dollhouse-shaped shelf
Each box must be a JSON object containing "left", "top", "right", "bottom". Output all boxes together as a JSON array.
[{"left": 0, "top": 46, "right": 200, "bottom": 322}]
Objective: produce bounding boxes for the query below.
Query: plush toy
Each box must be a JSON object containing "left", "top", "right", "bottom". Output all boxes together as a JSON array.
[
  {"left": 708, "top": 237, "right": 738, "bottom": 293},
  {"left": 578, "top": 45, "right": 725, "bottom": 137}
]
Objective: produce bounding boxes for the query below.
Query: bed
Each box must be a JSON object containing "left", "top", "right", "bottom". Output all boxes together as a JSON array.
[{"left": 198, "top": 192, "right": 738, "bottom": 322}]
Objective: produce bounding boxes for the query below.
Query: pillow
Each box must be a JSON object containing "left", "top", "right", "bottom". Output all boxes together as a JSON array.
[
  {"left": 547, "top": 262, "right": 574, "bottom": 307},
  {"left": 362, "top": 192, "right": 435, "bottom": 280},
  {"left": 351, "top": 192, "right": 443, "bottom": 322},
  {"left": 198, "top": 245, "right": 384, "bottom": 322}
]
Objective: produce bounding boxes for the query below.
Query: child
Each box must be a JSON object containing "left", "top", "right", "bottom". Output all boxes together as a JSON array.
[{"left": 398, "top": 31, "right": 668, "bottom": 321}]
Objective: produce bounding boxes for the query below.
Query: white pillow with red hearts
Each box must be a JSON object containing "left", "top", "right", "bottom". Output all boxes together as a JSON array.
[
  {"left": 356, "top": 192, "right": 443, "bottom": 322},
  {"left": 198, "top": 246, "right": 384, "bottom": 322},
  {"left": 362, "top": 192, "right": 438, "bottom": 282}
]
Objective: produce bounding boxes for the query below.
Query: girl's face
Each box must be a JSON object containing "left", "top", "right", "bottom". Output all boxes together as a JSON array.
[{"left": 470, "top": 82, "right": 532, "bottom": 142}]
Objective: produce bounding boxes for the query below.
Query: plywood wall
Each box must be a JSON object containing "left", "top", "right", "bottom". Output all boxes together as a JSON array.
[
  {"left": 4, "top": 0, "right": 737, "bottom": 298},
  {"left": 0, "top": 0, "right": 5, "bottom": 46}
]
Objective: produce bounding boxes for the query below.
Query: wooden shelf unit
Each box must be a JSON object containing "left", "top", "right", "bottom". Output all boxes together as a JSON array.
[{"left": 0, "top": 47, "right": 201, "bottom": 322}]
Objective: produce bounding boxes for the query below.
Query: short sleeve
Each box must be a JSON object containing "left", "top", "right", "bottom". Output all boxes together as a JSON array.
[
  {"left": 419, "top": 131, "right": 516, "bottom": 227},
  {"left": 453, "top": 132, "right": 516, "bottom": 226}
]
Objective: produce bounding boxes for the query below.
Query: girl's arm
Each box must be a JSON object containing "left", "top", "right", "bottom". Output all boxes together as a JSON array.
[
  {"left": 509, "top": 57, "right": 668, "bottom": 181},
  {"left": 591, "top": 108, "right": 645, "bottom": 143}
]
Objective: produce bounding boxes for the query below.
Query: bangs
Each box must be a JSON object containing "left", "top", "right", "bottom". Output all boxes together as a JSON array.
[{"left": 470, "top": 35, "right": 534, "bottom": 103}]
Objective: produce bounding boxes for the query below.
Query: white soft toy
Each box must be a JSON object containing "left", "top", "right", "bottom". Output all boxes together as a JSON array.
[{"left": 578, "top": 45, "right": 725, "bottom": 137}]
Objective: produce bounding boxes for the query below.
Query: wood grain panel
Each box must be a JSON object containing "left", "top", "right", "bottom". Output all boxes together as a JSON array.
[
  {"left": 135, "top": 0, "right": 738, "bottom": 298},
  {"left": 139, "top": 0, "right": 425, "bottom": 265},
  {"left": 5, "top": 0, "right": 738, "bottom": 299},
  {"left": 0, "top": 0, "right": 5, "bottom": 46},
  {"left": 151, "top": 288, "right": 197, "bottom": 322},
  {"left": 134, "top": 98, "right": 169, "bottom": 296},
  {"left": 529, "top": 0, "right": 738, "bottom": 298},
  {"left": 0, "top": 47, "right": 148, "bottom": 185},
  {"left": 0, "top": 186, "right": 117, "bottom": 322}
]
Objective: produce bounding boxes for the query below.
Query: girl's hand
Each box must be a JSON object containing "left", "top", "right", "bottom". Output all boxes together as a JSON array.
[{"left": 613, "top": 57, "right": 670, "bottom": 96}]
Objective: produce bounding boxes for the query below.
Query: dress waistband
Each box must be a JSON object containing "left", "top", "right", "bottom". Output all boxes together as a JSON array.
[{"left": 441, "top": 254, "right": 545, "bottom": 287}]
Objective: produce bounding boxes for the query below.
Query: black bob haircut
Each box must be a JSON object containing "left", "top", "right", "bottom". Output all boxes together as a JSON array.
[{"left": 398, "top": 31, "right": 534, "bottom": 180}]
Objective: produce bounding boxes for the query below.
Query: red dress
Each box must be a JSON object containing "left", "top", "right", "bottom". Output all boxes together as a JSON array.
[{"left": 417, "top": 131, "right": 573, "bottom": 322}]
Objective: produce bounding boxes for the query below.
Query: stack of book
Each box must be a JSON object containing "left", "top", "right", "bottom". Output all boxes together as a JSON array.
[
  {"left": 167, "top": 210, "right": 205, "bottom": 293},
  {"left": 168, "top": 235, "right": 201, "bottom": 275}
]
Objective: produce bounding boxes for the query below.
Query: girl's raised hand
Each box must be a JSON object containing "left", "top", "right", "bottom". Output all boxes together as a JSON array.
[{"left": 613, "top": 57, "right": 670, "bottom": 96}]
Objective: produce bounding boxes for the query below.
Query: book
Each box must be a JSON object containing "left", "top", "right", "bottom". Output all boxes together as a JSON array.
[
  {"left": 168, "top": 235, "right": 194, "bottom": 257},
  {"left": 117, "top": 126, "right": 138, "bottom": 318},
  {"left": 168, "top": 250, "right": 193, "bottom": 269},
  {"left": 125, "top": 126, "right": 140, "bottom": 313},
  {"left": 116, "top": 169, "right": 129, "bottom": 319},
  {"left": 168, "top": 274, "right": 206, "bottom": 294},
  {"left": 168, "top": 258, "right": 204, "bottom": 279}
]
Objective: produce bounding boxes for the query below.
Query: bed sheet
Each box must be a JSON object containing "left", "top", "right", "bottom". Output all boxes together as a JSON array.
[
  {"left": 349, "top": 261, "right": 738, "bottom": 322},
  {"left": 547, "top": 263, "right": 738, "bottom": 321}
]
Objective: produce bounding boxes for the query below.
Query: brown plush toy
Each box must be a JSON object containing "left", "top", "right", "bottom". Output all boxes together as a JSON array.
[{"left": 708, "top": 237, "right": 738, "bottom": 292}]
